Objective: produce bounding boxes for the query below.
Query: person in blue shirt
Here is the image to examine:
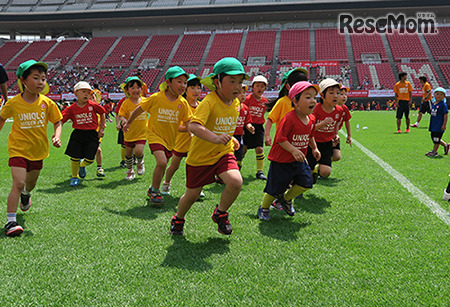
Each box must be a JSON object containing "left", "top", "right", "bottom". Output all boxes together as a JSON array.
[{"left": 426, "top": 87, "right": 448, "bottom": 157}]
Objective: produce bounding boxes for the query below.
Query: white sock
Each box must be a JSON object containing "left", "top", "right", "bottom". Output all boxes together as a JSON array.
[
  {"left": 22, "top": 188, "right": 30, "bottom": 195},
  {"left": 7, "top": 213, "right": 16, "bottom": 223}
]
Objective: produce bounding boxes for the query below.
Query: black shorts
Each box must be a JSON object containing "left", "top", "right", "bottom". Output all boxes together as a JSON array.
[
  {"left": 243, "top": 123, "right": 264, "bottom": 149},
  {"left": 117, "top": 129, "right": 124, "bottom": 145},
  {"left": 332, "top": 141, "right": 340, "bottom": 150},
  {"left": 419, "top": 101, "right": 432, "bottom": 114},
  {"left": 306, "top": 141, "right": 333, "bottom": 169},
  {"left": 65, "top": 129, "right": 99, "bottom": 160},
  {"left": 431, "top": 131, "right": 444, "bottom": 144},
  {"left": 264, "top": 161, "right": 313, "bottom": 197},
  {"left": 396, "top": 100, "right": 410, "bottom": 119},
  {"left": 233, "top": 134, "right": 244, "bottom": 161}
]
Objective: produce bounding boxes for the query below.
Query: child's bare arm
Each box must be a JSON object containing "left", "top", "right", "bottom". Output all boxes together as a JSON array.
[
  {"left": 190, "top": 122, "right": 231, "bottom": 145},
  {"left": 122, "top": 106, "right": 144, "bottom": 132},
  {"left": 98, "top": 113, "right": 106, "bottom": 138},
  {"left": 0, "top": 115, "right": 6, "bottom": 132},
  {"left": 279, "top": 140, "right": 305, "bottom": 162},
  {"left": 344, "top": 120, "right": 352, "bottom": 147},
  {"left": 442, "top": 113, "right": 448, "bottom": 131},
  {"left": 315, "top": 117, "right": 333, "bottom": 130},
  {"left": 309, "top": 137, "right": 321, "bottom": 161},
  {"left": 264, "top": 118, "right": 273, "bottom": 146},
  {"left": 52, "top": 120, "right": 62, "bottom": 148}
]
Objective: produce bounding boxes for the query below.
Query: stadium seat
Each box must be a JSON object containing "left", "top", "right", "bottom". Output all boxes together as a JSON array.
[
  {"left": 242, "top": 30, "right": 276, "bottom": 63},
  {"left": 205, "top": 32, "right": 243, "bottom": 65}
]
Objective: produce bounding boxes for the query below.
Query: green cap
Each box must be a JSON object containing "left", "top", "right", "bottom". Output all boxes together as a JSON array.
[
  {"left": 16, "top": 60, "right": 49, "bottom": 94},
  {"left": 187, "top": 74, "right": 201, "bottom": 83},
  {"left": 159, "top": 66, "right": 189, "bottom": 91},
  {"left": 201, "top": 57, "right": 249, "bottom": 91},
  {"left": 279, "top": 67, "right": 309, "bottom": 93},
  {"left": 120, "top": 76, "right": 144, "bottom": 97}
]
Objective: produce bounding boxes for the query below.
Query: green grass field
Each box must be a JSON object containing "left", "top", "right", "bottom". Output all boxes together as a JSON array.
[{"left": 0, "top": 110, "right": 449, "bottom": 306}]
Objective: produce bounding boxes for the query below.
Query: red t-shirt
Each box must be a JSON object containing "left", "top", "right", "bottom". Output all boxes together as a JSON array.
[
  {"left": 313, "top": 103, "right": 344, "bottom": 143},
  {"left": 337, "top": 104, "right": 351, "bottom": 130},
  {"left": 268, "top": 111, "right": 315, "bottom": 163},
  {"left": 244, "top": 94, "right": 268, "bottom": 125},
  {"left": 115, "top": 97, "right": 127, "bottom": 115},
  {"left": 62, "top": 100, "right": 106, "bottom": 130},
  {"left": 234, "top": 103, "right": 252, "bottom": 136}
]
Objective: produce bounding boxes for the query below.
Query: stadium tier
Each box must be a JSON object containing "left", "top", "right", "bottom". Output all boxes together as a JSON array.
[
  {"left": 439, "top": 63, "right": 450, "bottom": 85},
  {"left": 138, "top": 35, "right": 178, "bottom": 67},
  {"left": 242, "top": 30, "right": 276, "bottom": 63},
  {"left": 43, "top": 39, "right": 85, "bottom": 66},
  {"left": 170, "top": 33, "right": 210, "bottom": 66},
  {"left": 350, "top": 33, "right": 388, "bottom": 62},
  {"left": 72, "top": 36, "right": 117, "bottom": 68},
  {"left": 204, "top": 32, "right": 243, "bottom": 65},
  {"left": 356, "top": 63, "right": 396, "bottom": 90},
  {"left": 397, "top": 63, "right": 442, "bottom": 89},
  {"left": 386, "top": 32, "right": 427, "bottom": 62},
  {"left": 8, "top": 40, "right": 56, "bottom": 69},
  {"left": 0, "top": 41, "right": 27, "bottom": 66},
  {"left": 424, "top": 26, "right": 450, "bottom": 61},
  {"left": 278, "top": 29, "right": 310, "bottom": 63},
  {"left": 102, "top": 36, "right": 147, "bottom": 68},
  {"left": 315, "top": 29, "right": 348, "bottom": 62}
]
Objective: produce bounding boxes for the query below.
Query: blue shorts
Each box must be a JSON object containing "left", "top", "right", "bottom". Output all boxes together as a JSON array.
[{"left": 264, "top": 160, "right": 313, "bottom": 197}]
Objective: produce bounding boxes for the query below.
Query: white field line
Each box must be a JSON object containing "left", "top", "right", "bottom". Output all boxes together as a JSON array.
[{"left": 341, "top": 131, "right": 450, "bottom": 226}]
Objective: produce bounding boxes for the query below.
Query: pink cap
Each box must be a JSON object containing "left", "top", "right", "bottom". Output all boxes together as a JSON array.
[
  {"left": 288, "top": 81, "right": 320, "bottom": 101},
  {"left": 340, "top": 86, "right": 350, "bottom": 92}
]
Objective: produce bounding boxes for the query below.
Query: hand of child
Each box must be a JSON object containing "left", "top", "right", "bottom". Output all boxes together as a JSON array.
[
  {"left": 247, "top": 124, "right": 255, "bottom": 134},
  {"left": 442, "top": 124, "right": 446, "bottom": 131},
  {"left": 116, "top": 122, "right": 123, "bottom": 131},
  {"left": 52, "top": 135, "right": 61, "bottom": 148},
  {"left": 122, "top": 123, "right": 129, "bottom": 133},
  {"left": 312, "top": 148, "right": 321, "bottom": 161},
  {"left": 98, "top": 129, "right": 105, "bottom": 138},
  {"left": 264, "top": 134, "right": 272, "bottom": 146},
  {"left": 333, "top": 134, "right": 340, "bottom": 143},
  {"left": 346, "top": 135, "right": 352, "bottom": 147},
  {"left": 232, "top": 137, "right": 240, "bottom": 151},
  {"left": 291, "top": 149, "right": 305, "bottom": 162},
  {"left": 323, "top": 117, "right": 333, "bottom": 126},
  {"left": 215, "top": 133, "right": 231, "bottom": 145}
]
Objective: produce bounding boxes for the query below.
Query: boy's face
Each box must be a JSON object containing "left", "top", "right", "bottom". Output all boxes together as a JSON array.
[
  {"left": 252, "top": 82, "right": 267, "bottom": 99},
  {"left": 21, "top": 69, "right": 46, "bottom": 95},
  {"left": 294, "top": 87, "right": 317, "bottom": 116},
  {"left": 401, "top": 75, "right": 407, "bottom": 81},
  {"left": 216, "top": 74, "right": 245, "bottom": 101},
  {"left": 168, "top": 75, "right": 188, "bottom": 97},
  {"left": 337, "top": 89, "right": 348, "bottom": 105},
  {"left": 320, "top": 85, "right": 339, "bottom": 106},
  {"left": 237, "top": 87, "right": 246, "bottom": 103},
  {"left": 434, "top": 92, "right": 445, "bottom": 103},
  {"left": 185, "top": 85, "right": 201, "bottom": 102},
  {"left": 75, "top": 89, "right": 92, "bottom": 103},
  {"left": 127, "top": 83, "right": 142, "bottom": 99}
]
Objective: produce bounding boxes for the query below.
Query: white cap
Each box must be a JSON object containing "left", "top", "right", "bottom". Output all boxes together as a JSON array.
[
  {"left": 74, "top": 81, "right": 93, "bottom": 93},
  {"left": 252, "top": 75, "right": 268, "bottom": 86},
  {"left": 318, "top": 78, "right": 342, "bottom": 93}
]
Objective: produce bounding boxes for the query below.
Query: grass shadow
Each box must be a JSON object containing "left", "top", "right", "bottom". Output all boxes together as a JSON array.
[
  {"left": 253, "top": 213, "right": 311, "bottom": 241},
  {"left": 316, "top": 177, "right": 343, "bottom": 187},
  {"left": 95, "top": 177, "right": 144, "bottom": 190},
  {"left": 160, "top": 236, "right": 230, "bottom": 272},
  {"left": 39, "top": 180, "right": 87, "bottom": 194},
  {"left": 296, "top": 193, "right": 331, "bottom": 214}
]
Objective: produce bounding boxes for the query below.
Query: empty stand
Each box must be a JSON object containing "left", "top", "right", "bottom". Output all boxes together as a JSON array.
[
  {"left": 439, "top": 63, "right": 450, "bottom": 85},
  {"left": 139, "top": 35, "right": 178, "bottom": 67},
  {"left": 278, "top": 29, "right": 310, "bottom": 62},
  {"left": 315, "top": 29, "right": 348, "bottom": 61},
  {"left": 242, "top": 31, "right": 276, "bottom": 63},
  {"left": 397, "top": 62, "right": 441, "bottom": 89},
  {"left": 424, "top": 26, "right": 450, "bottom": 61},
  {"left": 356, "top": 63, "right": 396, "bottom": 90},
  {"left": 171, "top": 33, "right": 210, "bottom": 66},
  {"left": 386, "top": 32, "right": 427, "bottom": 61},
  {"left": 44, "top": 39, "right": 85, "bottom": 66},
  {"left": 350, "top": 33, "right": 388, "bottom": 62},
  {"left": 0, "top": 41, "right": 27, "bottom": 66},
  {"left": 8, "top": 40, "right": 57, "bottom": 69},
  {"left": 72, "top": 37, "right": 117, "bottom": 68},
  {"left": 205, "top": 32, "right": 243, "bottom": 65},
  {"left": 103, "top": 36, "right": 147, "bottom": 68}
]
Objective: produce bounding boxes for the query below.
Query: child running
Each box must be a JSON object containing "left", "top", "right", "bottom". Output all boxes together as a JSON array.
[
  {"left": 118, "top": 77, "right": 147, "bottom": 180},
  {"left": 233, "top": 84, "right": 254, "bottom": 169},
  {"left": 332, "top": 86, "right": 352, "bottom": 162},
  {"left": 169, "top": 57, "right": 248, "bottom": 236},
  {"left": 0, "top": 60, "right": 62, "bottom": 236},
  {"left": 426, "top": 87, "right": 449, "bottom": 157},
  {"left": 162, "top": 74, "right": 202, "bottom": 195},
  {"left": 257, "top": 81, "right": 320, "bottom": 220},
  {"left": 122, "top": 66, "right": 192, "bottom": 205},
  {"left": 61, "top": 81, "right": 106, "bottom": 187},
  {"left": 306, "top": 78, "right": 343, "bottom": 181},
  {"left": 243, "top": 75, "right": 269, "bottom": 180}
]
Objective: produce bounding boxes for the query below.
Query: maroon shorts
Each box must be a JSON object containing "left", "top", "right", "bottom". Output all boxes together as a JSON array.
[
  {"left": 124, "top": 140, "right": 147, "bottom": 148},
  {"left": 149, "top": 143, "right": 173, "bottom": 160},
  {"left": 186, "top": 153, "right": 239, "bottom": 189},
  {"left": 9, "top": 157, "right": 43, "bottom": 172},
  {"left": 172, "top": 150, "right": 187, "bottom": 158}
]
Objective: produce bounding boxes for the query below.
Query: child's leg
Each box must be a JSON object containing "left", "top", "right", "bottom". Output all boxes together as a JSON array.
[
  {"left": 318, "top": 164, "right": 332, "bottom": 178},
  {"left": 175, "top": 187, "right": 203, "bottom": 219},
  {"left": 134, "top": 143, "right": 145, "bottom": 160},
  {"left": 164, "top": 155, "right": 183, "bottom": 184},
  {"left": 284, "top": 184, "right": 310, "bottom": 201},
  {"left": 331, "top": 149, "right": 341, "bottom": 162},
  {"left": 96, "top": 146, "right": 103, "bottom": 167},
  {"left": 260, "top": 193, "right": 276, "bottom": 209},
  {"left": 125, "top": 146, "right": 134, "bottom": 170},
  {"left": 7, "top": 167, "right": 39, "bottom": 214},
  {"left": 70, "top": 157, "right": 80, "bottom": 178},
  {"left": 120, "top": 145, "right": 126, "bottom": 164},
  {"left": 217, "top": 169, "right": 243, "bottom": 212},
  {"left": 433, "top": 143, "right": 439, "bottom": 153},
  {"left": 151, "top": 150, "right": 169, "bottom": 190},
  {"left": 80, "top": 158, "right": 94, "bottom": 168},
  {"left": 255, "top": 146, "right": 265, "bottom": 173}
]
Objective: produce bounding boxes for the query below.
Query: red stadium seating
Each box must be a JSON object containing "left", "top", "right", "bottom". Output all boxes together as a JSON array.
[
  {"left": 439, "top": 63, "right": 450, "bottom": 85},
  {"left": 356, "top": 63, "right": 396, "bottom": 90},
  {"left": 171, "top": 33, "right": 210, "bottom": 66},
  {"left": 91, "top": 69, "right": 124, "bottom": 84},
  {"left": 0, "top": 41, "right": 28, "bottom": 67},
  {"left": 205, "top": 32, "right": 243, "bottom": 65},
  {"left": 386, "top": 32, "right": 427, "bottom": 61},
  {"left": 139, "top": 35, "right": 178, "bottom": 67},
  {"left": 397, "top": 62, "right": 442, "bottom": 89},
  {"left": 44, "top": 39, "right": 85, "bottom": 66},
  {"left": 424, "top": 26, "right": 450, "bottom": 61},
  {"left": 315, "top": 29, "right": 348, "bottom": 61},
  {"left": 278, "top": 29, "right": 310, "bottom": 63},
  {"left": 350, "top": 33, "right": 388, "bottom": 62},
  {"left": 242, "top": 30, "right": 276, "bottom": 62},
  {"left": 126, "top": 69, "right": 161, "bottom": 93},
  {"left": 8, "top": 40, "right": 57, "bottom": 69},
  {"left": 72, "top": 37, "right": 117, "bottom": 68},
  {"left": 102, "top": 36, "right": 147, "bottom": 68}
]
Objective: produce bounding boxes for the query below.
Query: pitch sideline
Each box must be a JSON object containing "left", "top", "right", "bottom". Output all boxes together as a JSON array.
[{"left": 341, "top": 131, "right": 450, "bottom": 226}]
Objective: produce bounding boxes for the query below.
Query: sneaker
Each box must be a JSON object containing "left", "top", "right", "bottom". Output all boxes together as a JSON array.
[
  {"left": 257, "top": 206, "right": 271, "bottom": 220},
  {"left": 20, "top": 192, "right": 31, "bottom": 212},
  {"left": 96, "top": 167, "right": 105, "bottom": 177},
  {"left": 270, "top": 199, "right": 283, "bottom": 210},
  {"left": 78, "top": 166, "right": 87, "bottom": 179},
  {"left": 443, "top": 189, "right": 450, "bottom": 201},
  {"left": 5, "top": 221, "right": 23, "bottom": 237},
  {"left": 147, "top": 187, "right": 164, "bottom": 205},
  {"left": 256, "top": 171, "right": 267, "bottom": 180},
  {"left": 169, "top": 215, "right": 185, "bottom": 235},
  {"left": 199, "top": 191, "right": 205, "bottom": 198},
  {"left": 161, "top": 182, "right": 171, "bottom": 195},
  {"left": 396, "top": 129, "right": 401, "bottom": 134},
  {"left": 410, "top": 123, "right": 419, "bottom": 128},
  {"left": 137, "top": 161, "right": 145, "bottom": 175},
  {"left": 119, "top": 160, "right": 126, "bottom": 168},
  {"left": 425, "top": 151, "right": 438, "bottom": 157},
  {"left": 278, "top": 195, "right": 296, "bottom": 216},
  {"left": 125, "top": 169, "right": 135, "bottom": 181},
  {"left": 211, "top": 205, "right": 233, "bottom": 235},
  {"left": 70, "top": 177, "right": 80, "bottom": 187},
  {"left": 405, "top": 129, "right": 410, "bottom": 133},
  {"left": 445, "top": 143, "right": 450, "bottom": 155}
]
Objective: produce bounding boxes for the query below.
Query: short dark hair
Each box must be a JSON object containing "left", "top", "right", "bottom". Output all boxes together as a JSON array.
[
  {"left": 125, "top": 80, "right": 142, "bottom": 89},
  {"left": 22, "top": 65, "right": 47, "bottom": 80},
  {"left": 398, "top": 72, "right": 407, "bottom": 80},
  {"left": 419, "top": 76, "right": 427, "bottom": 82}
]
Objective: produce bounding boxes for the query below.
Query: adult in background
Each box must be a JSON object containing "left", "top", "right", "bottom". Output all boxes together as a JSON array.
[
  {"left": 411, "top": 76, "right": 432, "bottom": 128},
  {"left": 394, "top": 72, "right": 413, "bottom": 133}
]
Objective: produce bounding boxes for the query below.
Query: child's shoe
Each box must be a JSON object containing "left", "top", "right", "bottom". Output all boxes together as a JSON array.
[
  {"left": 256, "top": 171, "right": 267, "bottom": 180},
  {"left": 119, "top": 160, "right": 126, "bottom": 168},
  {"left": 410, "top": 123, "right": 419, "bottom": 128},
  {"left": 148, "top": 187, "right": 164, "bottom": 205},
  {"left": 270, "top": 199, "right": 283, "bottom": 210},
  {"left": 443, "top": 189, "right": 450, "bottom": 201},
  {"left": 199, "top": 191, "right": 205, "bottom": 198},
  {"left": 211, "top": 205, "right": 233, "bottom": 235},
  {"left": 405, "top": 128, "right": 410, "bottom": 133},
  {"left": 257, "top": 206, "right": 271, "bottom": 221},
  {"left": 161, "top": 182, "right": 170, "bottom": 195},
  {"left": 445, "top": 143, "right": 450, "bottom": 155},
  {"left": 78, "top": 166, "right": 87, "bottom": 179},
  {"left": 278, "top": 195, "right": 296, "bottom": 216},
  {"left": 20, "top": 192, "right": 31, "bottom": 212},
  {"left": 96, "top": 167, "right": 105, "bottom": 177},
  {"left": 125, "top": 169, "right": 135, "bottom": 181},
  {"left": 169, "top": 215, "right": 185, "bottom": 235},
  {"left": 137, "top": 161, "right": 145, "bottom": 176},
  {"left": 70, "top": 177, "right": 80, "bottom": 187},
  {"left": 5, "top": 221, "right": 23, "bottom": 237},
  {"left": 425, "top": 151, "right": 438, "bottom": 157},
  {"left": 396, "top": 129, "right": 401, "bottom": 134}
]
